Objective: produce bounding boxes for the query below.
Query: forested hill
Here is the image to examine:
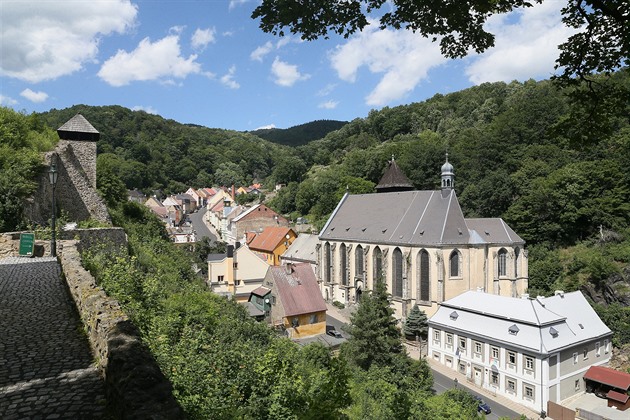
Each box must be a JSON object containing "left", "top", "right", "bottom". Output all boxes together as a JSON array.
[{"left": 249, "top": 119, "right": 348, "bottom": 146}]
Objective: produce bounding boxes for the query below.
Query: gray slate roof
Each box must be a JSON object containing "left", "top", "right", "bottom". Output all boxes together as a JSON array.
[
  {"left": 429, "top": 291, "right": 612, "bottom": 354},
  {"left": 319, "top": 190, "right": 523, "bottom": 247},
  {"left": 281, "top": 233, "right": 319, "bottom": 264},
  {"left": 57, "top": 114, "right": 100, "bottom": 141}
]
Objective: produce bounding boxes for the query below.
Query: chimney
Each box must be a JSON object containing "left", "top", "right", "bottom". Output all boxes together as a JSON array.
[
  {"left": 285, "top": 263, "right": 294, "bottom": 275},
  {"left": 521, "top": 293, "right": 530, "bottom": 299},
  {"left": 554, "top": 290, "right": 565, "bottom": 298},
  {"left": 231, "top": 184, "right": 235, "bottom": 201}
]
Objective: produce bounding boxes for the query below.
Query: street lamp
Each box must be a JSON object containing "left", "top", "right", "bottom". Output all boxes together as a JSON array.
[{"left": 48, "top": 155, "right": 58, "bottom": 257}]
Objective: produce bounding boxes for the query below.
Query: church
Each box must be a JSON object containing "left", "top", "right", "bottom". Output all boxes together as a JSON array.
[{"left": 317, "top": 156, "right": 528, "bottom": 319}]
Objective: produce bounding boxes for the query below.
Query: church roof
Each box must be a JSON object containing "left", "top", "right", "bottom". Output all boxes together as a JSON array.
[
  {"left": 375, "top": 159, "right": 414, "bottom": 193},
  {"left": 57, "top": 114, "right": 100, "bottom": 141},
  {"left": 320, "top": 190, "right": 470, "bottom": 246}
]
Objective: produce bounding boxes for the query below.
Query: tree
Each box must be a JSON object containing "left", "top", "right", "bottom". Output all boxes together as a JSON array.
[
  {"left": 403, "top": 304, "right": 428, "bottom": 341},
  {"left": 252, "top": 1, "right": 629, "bottom": 83},
  {"left": 341, "top": 280, "right": 403, "bottom": 370}
]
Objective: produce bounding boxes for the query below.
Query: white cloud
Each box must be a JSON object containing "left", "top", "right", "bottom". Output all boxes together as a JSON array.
[
  {"left": 329, "top": 20, "right": 447, "bottom": 106},
  {"left": 318, "top": 100, "right": 339, "bottom": 109},
  {"left": 255, "top": 124, "right": 276, "bottom": 130},
  {"left": 0, "top": 0, "right": 137, "bottom": 83},
  {"left": 0, "top": 95, "right": 18, "bottom": 106},
  {"left": 20, "top": 88, "right": 48, "bottom": 103},
  {"left": 98, "top": 35, "right": 202, "bottom": 86},
  {"left": 221, "top": 66, "right": 240, "bottom": 89},
  {"left": 465, "top": 2, "right": 577, "bottom": 84},
  {"left": 192, "top": 27, "right": 216, "bottom": 50},
  {"left": 229, "top": 0, "right": 250, "bottom": 10},
  {"left": 271, "top": 57, "right": 310, "bottom": 87},
  {"left": 132, "top": 105, "right": 158, "bottom": 114},
  {"left": 251, "top": 42, "right": 273, "bottom": 62},
  {"left": 317, "top": 83, "right": 337, "bottom": 97}
]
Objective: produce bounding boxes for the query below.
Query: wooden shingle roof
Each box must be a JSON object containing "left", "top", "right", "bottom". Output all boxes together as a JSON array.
[
  {"left": 57, "top": 114, "right": 100, "bottom": 141},
  {"left": 375, "top": 158, "right": 413, "bottom": 193}
]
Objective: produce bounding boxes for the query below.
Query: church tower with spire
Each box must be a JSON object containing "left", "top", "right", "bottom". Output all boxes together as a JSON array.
[{"left": 441, "top": 153, "right": 455, "bottom": 194}]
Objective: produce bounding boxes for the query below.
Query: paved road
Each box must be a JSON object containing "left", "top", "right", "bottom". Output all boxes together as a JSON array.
[
  {"left": 0, "top": 257, "right": 106, "bottom": 419},
  {"left": 189, "top": 206, "right": 216, "bottom": 242}
]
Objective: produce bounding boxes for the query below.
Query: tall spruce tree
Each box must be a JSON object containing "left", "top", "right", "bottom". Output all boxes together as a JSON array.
[
  {"left": 341, "top": 280, "right": 403, "bottom": 370},
  {"left": 403, "top": 304, "right": 429, "bottom": 340}
]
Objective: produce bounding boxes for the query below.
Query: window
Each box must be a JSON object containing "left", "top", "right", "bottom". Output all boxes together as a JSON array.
[
  {"left": 458, "top": 361, "right": 466, "bottom": 374},
  {"left": 575, "top": 379, "right": 581, "bottom": 391},
  {"left": 291, "top": 316, "right": 299, "bottom": 327},
  {"left": 605, "top": 339, "right": 610, "bottom": 354},
  {"left": 491, "top": 371, "right": 499, "bottom": 386},
  {"left": 458, "top": 337, "right": 467, "bottom": 351},
  {"left": 392, "top": 248, "right": 403, "bottom": 298},
  {"left": 217, "top": 275, "right": 224, "bottom": 282},
  {"left": 583, "top": 347, "right": 588, "bottom": 360},
  {"left": 524, "top": 384, "right": 534, "bottom": 399},
  {"left": 573, "top": 352, "right": 578, "bottom": 364},
  {"left": 309, "top": 314, "right": 318, "bottom": 324},
  {"left": 498, "top": 248, "right": 508, "bottom": 277},
  {"left": 514, "top": 247, "right": 520, "bottom": 277},
  {"left": 491, "top": 346, "right": 500, "bottom": 361},
  {"left": 373, "top": 247, "right": 383, "bottom": 284},
  {"left": 233, "top": 262, "right": 238, "bottom": 269},
  {"left": 446, "top": 333, "right": 453, "bottom": 346},
  {"left": 433, "top": 329, "right": 441, "bottom": 344},
  {"left": 355, "top": 245, "right": 364, "bottom": 279},
  {"left": 418, "top": 250, "right": 430, "bottom": 301},
  {"left": 506, "top": 378, "right": 516, "bottom": 392},
  {"left": 474, "top": 341, "right": 482, "bottom": 355},
  {"left": 525, "top": 356, "right": 534, "bottom": 371},
  {"left": 340, "top": 243, "right": 348, "bottom": 286},
  {"left": 324, "top": 242, "right": 332, "bottom": 283},
  {"left": 596, "top": 341, "right": 600, "bottom": 356},
  {"left": 507, "top": 351, "right": 516, "bottom": 366},
  {"left": 449, "top": 250, "right": 461, "bottom": 277}
]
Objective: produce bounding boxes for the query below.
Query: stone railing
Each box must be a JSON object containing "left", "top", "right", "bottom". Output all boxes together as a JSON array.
[{"left": 59, "top": 241, "right": 183, "bottom": 419}]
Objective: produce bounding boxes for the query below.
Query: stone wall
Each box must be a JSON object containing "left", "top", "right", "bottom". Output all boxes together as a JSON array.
[
  {"left": 60, "top": 227, "right": 127, "bottom": 255},
  {"left": 23, "top": 143, "right": 110, "bottom": 225},
  {"left": 59, "top": 241, "right": 184, "bottom": 419}
]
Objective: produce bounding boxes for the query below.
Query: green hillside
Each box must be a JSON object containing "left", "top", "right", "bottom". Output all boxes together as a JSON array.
[{"left": 249, "top": 119, "right": 348, "bottom": 146}]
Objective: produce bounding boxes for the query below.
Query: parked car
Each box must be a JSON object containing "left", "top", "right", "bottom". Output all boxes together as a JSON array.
[
  {"left": 473, "top": 396, "right": 491, "bottom": 415},
  {"left": 327, "top": 329, "right": 343, "bottom": 338}
]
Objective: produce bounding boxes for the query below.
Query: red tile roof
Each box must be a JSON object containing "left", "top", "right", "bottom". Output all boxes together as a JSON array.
[
  {"left": 606, "top": 390, "right": 629, "bottom": 403},
  {"left": 248, "top": 227, "right": 294, "bottom": 253},
  {"left": 270, "top": 263, "right": 326, "bottom": 317},
  {"left": 584, "top": 366, "right": 630, "bottom": 390},
  {"left": 251, "top": 286, "right": 271, "bottom": 297}
]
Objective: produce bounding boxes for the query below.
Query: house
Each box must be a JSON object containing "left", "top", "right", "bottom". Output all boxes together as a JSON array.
[
  {"left": 249, "top": 226, "right": 297, "bottom": 266},
  {"left": 128, "top": 189, "right": 146, "bottom": 204},
  {"left": 317, "top": 156, "right": 527, "bottom": 319},
  {"left": 144, "top": 196, "right": 163, "bottom": 208},
  {"left": 246, "top": 286, "right": 272, "bottom": 321},
  {"left": 168, "top": 225, "right": 196, "bottom": 244},
  {"left": 428, "top": 290, "right": 613, "bottom": 413},
  {"left": 226, "top": 203, "right": 289, "bottom": 244},
  {"left": 583, "top": 365, "right": 630, "bottom": 411},
  {"left": 281, "top": 233, "right": 319, "bottom": 272},
  {"left": 185, "top": 187, "right": 202, "bottom": 207},
  {"left": 207, "top": 243, "right": 270, "bottom": 302},
  {"left": 174, "top": 193, "right": 196, "bottom": 213},
  {"left": 264, "top": 262, "right": 327, "bottom": 338}
]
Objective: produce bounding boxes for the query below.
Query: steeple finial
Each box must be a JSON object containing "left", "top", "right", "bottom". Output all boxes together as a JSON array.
[{"left": 441, "top": 153, "right": 455, "bottom": 192}]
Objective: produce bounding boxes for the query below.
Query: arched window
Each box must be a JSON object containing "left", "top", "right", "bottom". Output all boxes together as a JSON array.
[
  {"left": 498, "top": 248, "right": 508, "bottom": 277},
  {"left": 373, "top": 247, "right": 383, "bottom": 285},
  {"left": 324, "top": 242, "right": 331, "bottom": 283},
  {"left": 514, "top": 247, "right": 520, "bottom": 277},
  {"left": 418, "top": 249, "right": 430, "bottom": 302},
  {"left": 449, "top": 250, "right": 461, "bottom": 278},
  {"left": 393, "top": 248, "right": 403, "bottom": 298},
  {"left": 355, "top": 245, "right": 364, "bottom": 280},
  {"left": 340, "top": 243, "right": 348, "bottom": 286}
]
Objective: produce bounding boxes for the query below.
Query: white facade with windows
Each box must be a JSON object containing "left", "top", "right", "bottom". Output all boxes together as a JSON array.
[
  {"left": 317, "top": 158, "right": 527, "bottom": 319},
  {"left": 428, "top": 290, "right": 613, "bottom": 413}
]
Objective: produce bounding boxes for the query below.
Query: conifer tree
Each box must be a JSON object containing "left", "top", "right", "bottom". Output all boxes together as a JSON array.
[{"left": 403, "top": 304, "right": 428, "bottom": 341}]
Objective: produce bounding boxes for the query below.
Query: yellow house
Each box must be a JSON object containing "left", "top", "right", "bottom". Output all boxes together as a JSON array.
[
  {"left": 265, "top": 263, "right": 327, "bottom": 339},
  {"left": 249, "top": 227, "right": 297, "bottom": 266},
  {"left": 207, "top": 243, "right": 269, "bottom": 302}
]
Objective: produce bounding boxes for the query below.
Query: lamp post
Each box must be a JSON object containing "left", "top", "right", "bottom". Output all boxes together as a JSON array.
[{"left": 48, "top": 155, "right": 58, "bottom": 257}]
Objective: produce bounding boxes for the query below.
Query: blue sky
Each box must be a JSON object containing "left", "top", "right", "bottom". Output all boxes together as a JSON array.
[{"left": 1, "top": 1, "right": 575, "bottom": 131}]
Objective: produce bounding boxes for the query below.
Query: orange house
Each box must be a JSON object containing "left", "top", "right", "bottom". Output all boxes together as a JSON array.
[{"left": 248, "top": 227, "right": 297, "bottom": 266}]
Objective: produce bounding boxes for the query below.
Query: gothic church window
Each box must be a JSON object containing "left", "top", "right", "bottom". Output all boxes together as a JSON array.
[
  {"left": 374, "top": 247, "right": 383, "bottom": 284},
  {"left": 340, "top": 243, "right": 348, "bottom": 286},
  {"left": 355, "top": 245, "right": 364, "bottom": 280},
  {"left": 498, "top": 248, "right": 508, "bottom": 277},
  {"left": 393, "top": 248, "right": 403, "bottom": 298},
  {"left": 418, "top": 250, "right": 430, "bottom": 302},
  {"left": 449, "top": 250, "right": 461, "bottom": 278}
]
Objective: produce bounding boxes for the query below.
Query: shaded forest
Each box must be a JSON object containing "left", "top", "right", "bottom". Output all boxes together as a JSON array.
[{"left": 249, "top": 119, "right": 348, "bottom": 146}]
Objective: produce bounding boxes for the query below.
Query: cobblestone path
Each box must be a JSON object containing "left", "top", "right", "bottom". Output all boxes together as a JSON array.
[{"left": 0, "top": 257, "right": 106, "bottom": 419}]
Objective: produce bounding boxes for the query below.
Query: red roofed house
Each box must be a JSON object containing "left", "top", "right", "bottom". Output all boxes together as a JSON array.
[
  {"left": 248, "top": 226, "right": 297, "bottom": 266},
  {"left": 265, "top": 262, "right": 327, "bottom": 338},
  {"left": 584, "top": 365, "right": 630, "bottom": 410},
  {"left": 226, "top": 203, "right": 289, "bottom": 244}
]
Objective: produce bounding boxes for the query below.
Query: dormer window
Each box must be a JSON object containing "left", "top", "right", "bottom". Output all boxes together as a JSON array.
[
  {"left": 450, "top": 311, "right": 459, "bottom": 321},
  {"left": 508, "top": 324, "right": 520, "bottom": 335},
  {"left": 549, "top": 327, "right": 559, "bottom": 337}
]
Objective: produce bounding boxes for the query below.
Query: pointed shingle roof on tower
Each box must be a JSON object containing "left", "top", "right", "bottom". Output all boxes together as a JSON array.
[
  {"left": 375, "top": 156, "right": 414, "bottom": 193},
  {"left": 57, "top": 114, "right": 100, "bottom": 141}
]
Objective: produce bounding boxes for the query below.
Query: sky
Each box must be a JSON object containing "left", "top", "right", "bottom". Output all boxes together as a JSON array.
[{"left": 0, "top": 0, "right": 577, "bottom": 131}]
